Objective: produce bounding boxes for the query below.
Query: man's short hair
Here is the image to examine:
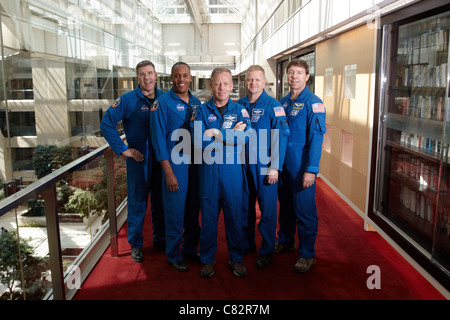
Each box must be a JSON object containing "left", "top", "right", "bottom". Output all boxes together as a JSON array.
[
  {"left": 245, "top": 65, "right": 265, "bottom": 79},
  {"left": 136, "top": 60, "right": 156, "bottom": 75},
  {"left": 171, "top": 62, "right": 191, "bottom": 74},
  {"left": 210, "top": 67, "right": 232, "bottom": 80},
  {"left": 286, "top": 59, "right": 310, "bottom": 75}
]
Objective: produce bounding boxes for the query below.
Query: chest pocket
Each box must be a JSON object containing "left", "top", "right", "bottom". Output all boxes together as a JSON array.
[
  {"left": 169, "top": 103, "right": 188, "bottom": 124},
  {"left": 312, "top": 114, "right": 326, "bottom": 135},
  {"left": 133, "top": 103, "right": 151, "bottom": 127},
  {"left": 281, "top": 119, "right": 290, "bottom": 136}
]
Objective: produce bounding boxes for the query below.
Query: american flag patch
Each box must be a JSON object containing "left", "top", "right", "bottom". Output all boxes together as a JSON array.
[
  {"left": 312, "top": 103, "right": 325, "bottom": 113},
  {"left": 274, "top": 106, "right": 285, "bottom": 117},
  {"left": 241, "top": 109, "right": 250, "bottom": 118}
]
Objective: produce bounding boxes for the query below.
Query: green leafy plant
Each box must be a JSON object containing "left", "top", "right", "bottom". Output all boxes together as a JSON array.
[
  {"left": 23, "top": 198, "right": 45, "bottom": 216},
  {"left": 32, "top": 145, "right": 73, "bottom": 179},
  {"left": 64, "top": 188, "right": 99, "bottom": 219},
  {"left": 0, "top": 230, "right": 49, "bottom": 300}
]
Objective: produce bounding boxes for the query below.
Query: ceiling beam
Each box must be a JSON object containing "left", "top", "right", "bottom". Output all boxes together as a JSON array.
[{"left": 185, "top": 0, "right": 203, "bottom": 37}]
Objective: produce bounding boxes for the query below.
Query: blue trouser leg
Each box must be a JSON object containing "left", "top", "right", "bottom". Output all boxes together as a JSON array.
[
  {"left": 150, "top": 160, "right": 165, "bottom": 245},
  {"left": 162, "top": 162, "right": 188, "bottom": 263},
  {"left": 198, "top": 195, "right": 245, "bottom": 264},
  {"left": 221, "top": 196, "right": 245, "bottom": 263},
  {"left": 277, "top": 176, "right": 296, "bottom": 246},
  {"left": 243, "top": 174, "right": 256, "bottom": 252},
  {"left": 257, "top": 182, "right": 278, "bottom": 255},
  {"left": 199, "top": 197, "right": 220, "bottom": 264},
  {"left": 293, "top": 182, "right": 318, "bottom": 258},
  {"left": 126, "top": 157, "right": 150, "bottom": 249},
  {"left": 181, "top": 164, "right": 200, "bottom": 255}
]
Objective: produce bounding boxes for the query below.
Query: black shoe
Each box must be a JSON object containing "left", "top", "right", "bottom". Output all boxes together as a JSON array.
[
  {"left": 273, "top": 242, "right": 295, "bottom": 253},
  {"left": 200, "top": 262, "right": 216, "bottom": 278},
  {"left": 131, "top": 248, "right": 144, "bottom": 262},
  {"left": 293, "top": 257, "right": 316, "bottom": 273},
  {"left": 171, "top": 260, "right": 189, "bottom": 272},
  {"left": 255, "top": 254, "right": 273, "bottom": 269},
  {"left": 229, "top": 260, "right": 248, "bottom": 278}
]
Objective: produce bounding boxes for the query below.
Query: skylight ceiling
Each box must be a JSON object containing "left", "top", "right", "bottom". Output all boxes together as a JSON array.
[{"left": 149, "top": 0, "right": 250, "bottom": 24}]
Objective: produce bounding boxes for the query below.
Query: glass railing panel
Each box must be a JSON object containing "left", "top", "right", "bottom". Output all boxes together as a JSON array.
[
  {"left": 0, "top": 140, "right": 127, "bottom": 299},
  {"left": 0, "top": 198, "right": 51, "bottom": 300}
]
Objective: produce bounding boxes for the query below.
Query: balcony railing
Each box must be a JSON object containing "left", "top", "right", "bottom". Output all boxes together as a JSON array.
[{"left": 0, "top": 138, "right": 127, "bottom": 300}]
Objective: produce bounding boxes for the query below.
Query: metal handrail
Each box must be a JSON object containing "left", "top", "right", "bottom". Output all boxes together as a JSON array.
[{"left": 0, "top": 142, "right": 109, "bottom": 217}]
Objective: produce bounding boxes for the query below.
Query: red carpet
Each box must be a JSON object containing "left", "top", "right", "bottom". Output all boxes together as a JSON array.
[{"left": 73, "top": 178, "right": 446, "bottom": 300}]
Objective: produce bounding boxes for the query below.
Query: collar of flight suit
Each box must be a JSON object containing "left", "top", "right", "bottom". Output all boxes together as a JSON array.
[
  {"left": 166, "top": 88, "right": 194, "bottom": 121},
  {"left": 287, "top": 85, "right": 310, "bottom": 105},
  {"left": 240, "top": 89, "right": 269, "bottom": 110},
  {"left": 136, "top": 84, "right": 164, "bottom": 102},
  {"left": 205, "top": 97, "right": 234, "bottom": 117}
]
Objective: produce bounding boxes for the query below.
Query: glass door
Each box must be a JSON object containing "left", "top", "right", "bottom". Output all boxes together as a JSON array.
[{"left": 374, "top": 10, "right": 450, "bottom": 274}]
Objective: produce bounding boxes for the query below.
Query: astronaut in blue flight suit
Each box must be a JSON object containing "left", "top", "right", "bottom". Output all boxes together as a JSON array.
[
  {"left": 190, "top": 67, "right": 250, "bottom": 278},
  {"left": 236, "top": 65, "right": 289, "bottom": 269},
  {"left": 100, "top": 60, "right": 165, "bottom": 263},
  {"left": 276, "top": 59, "right": 326, "bottom": 273},
  {"left": 151, "top": 62, "right": 201, "bottom": 272}
]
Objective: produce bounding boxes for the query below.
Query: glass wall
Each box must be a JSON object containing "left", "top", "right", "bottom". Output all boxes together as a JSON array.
[
  {"left": 0, "top": 0, "right": 175, "bottom": 183},
  {"left": 373, "top": 6, "right": 450, "bottom": 286},
  {"left": 0, "top": 0, "right": 175, "bottom": 299},
  {"left": 277, "top": 50, "right": 315, "bottom": 100}
]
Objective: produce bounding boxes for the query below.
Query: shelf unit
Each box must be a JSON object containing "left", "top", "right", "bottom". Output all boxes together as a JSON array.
[{"left": 372, "top": 3, "right": 450, "bottom": 289}]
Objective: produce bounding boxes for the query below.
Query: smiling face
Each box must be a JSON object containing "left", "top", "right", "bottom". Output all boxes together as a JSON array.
[
  {"left": 245, "top": 70, "right": 266, "bottom": 96},
  {"left": 171, "top": 64, "right": 192, "bottom": 96},
  {"left": 287, "top": 65, "right": 310, "bottom": 93},
  {"left": 137, "top": 64, "right": 157, "bottom": 96}
]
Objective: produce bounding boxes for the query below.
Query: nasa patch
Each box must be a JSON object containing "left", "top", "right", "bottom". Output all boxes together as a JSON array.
[{"left": 208, "top": 114, "right": 218, "bottom": 123}]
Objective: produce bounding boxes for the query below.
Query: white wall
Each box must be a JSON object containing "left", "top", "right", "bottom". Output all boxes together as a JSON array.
[
  {"left": 239, "top": 0, "right": 390, "bottom": 73},
  {"left": 162, "top": 23, "right": 241, "bottom": 67}
]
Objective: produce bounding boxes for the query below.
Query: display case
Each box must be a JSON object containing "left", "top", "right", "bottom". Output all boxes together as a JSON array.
[{"left": 372, "top": 4, "right": 450, "bottom": 289}]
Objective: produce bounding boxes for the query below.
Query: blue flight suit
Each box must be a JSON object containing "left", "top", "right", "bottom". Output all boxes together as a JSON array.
[
  {"left": 100, "top": 85, "right": 165, "bottom": 250},
  {"left": 151, "top": 89, "right": 201, "bottom": 263},
  {"left": 237, "top": 90, "right": 289, "bottom": 255},
  {"left": 277, "top": 86, "right": 326, "bottom": 259},
  {"left": 190, "top": 98, "right": 250, "bottom": 264}
]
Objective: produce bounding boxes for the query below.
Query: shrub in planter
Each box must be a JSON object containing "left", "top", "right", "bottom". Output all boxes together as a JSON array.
[{"left": 64, "top": 188, "right": 99, "bottom": 219}]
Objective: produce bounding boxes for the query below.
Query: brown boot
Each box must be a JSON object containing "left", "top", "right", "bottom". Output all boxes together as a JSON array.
[{"left": 293, "top": 257, "right": 316, "bottom": 273}]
